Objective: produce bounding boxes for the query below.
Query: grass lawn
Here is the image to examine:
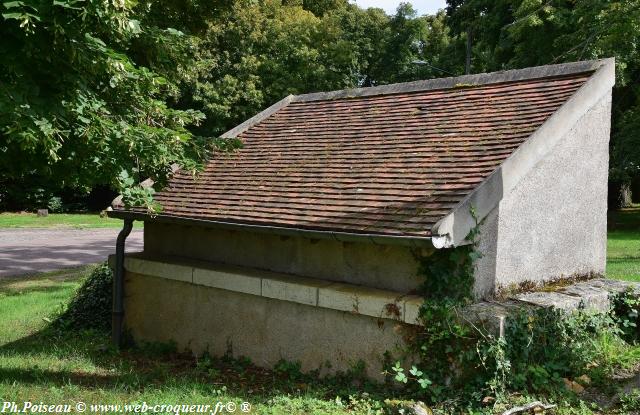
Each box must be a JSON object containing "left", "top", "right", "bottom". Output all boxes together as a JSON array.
[
  {"left": 0, "top": 212, "right": 142, "bottom": 229},
  {"left": 607, "top": 205, "right": 640, "bottom": 282}
]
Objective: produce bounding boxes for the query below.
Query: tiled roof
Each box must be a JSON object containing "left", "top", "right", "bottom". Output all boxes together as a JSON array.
[{"left": 147, "top": 69, "right": 594, "bottom": 238}]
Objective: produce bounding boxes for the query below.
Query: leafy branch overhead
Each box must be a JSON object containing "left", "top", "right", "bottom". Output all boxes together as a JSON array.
[
  {"left": 0, "top": 0, "right": 211, "bottom": 207},
  {"left": 1, "top": 0, "right": 639, "bottom": 211},
  {"left": 116, "top": 170, "right": 160, "bottom": 213},
  {"left": 115, "top": 137, "right": 242, "bottom": 211}
]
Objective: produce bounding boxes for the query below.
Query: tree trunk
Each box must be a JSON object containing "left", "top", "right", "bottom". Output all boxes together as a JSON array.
[
  {"left": 620, "top": 181, "right": 633, "bottom": 208},
  {"left": 465, "top": 27, "right": 472, "bottom": 75}
]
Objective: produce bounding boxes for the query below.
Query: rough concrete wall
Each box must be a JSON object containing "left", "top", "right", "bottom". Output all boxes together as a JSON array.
[
  {"left": 477, "top": 93, "right": 611, "bottom": 294},
  {"left": 473, "top": 208, "right": 499, "bottom": 298},
  {"left": 144, "top": 223, "right": 425, "bottom": 293},
  {"left": 124, "top": 272, "right": 413, "bottom": 379}
]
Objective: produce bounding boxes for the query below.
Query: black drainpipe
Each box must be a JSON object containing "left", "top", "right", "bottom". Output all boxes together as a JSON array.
[{"left": 112, "top": 218, "right": 133, "bottom": 348}]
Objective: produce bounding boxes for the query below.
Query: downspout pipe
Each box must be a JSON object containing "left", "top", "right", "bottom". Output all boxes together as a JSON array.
[{"left": 112, "top": 218, "right": 133, "bottom": 348}]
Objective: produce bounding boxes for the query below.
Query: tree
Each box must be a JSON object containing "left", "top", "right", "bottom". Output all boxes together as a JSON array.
[
  {"left": 0, "top": 0, "right": 491, "bottom": 211},
  {"left": 302, "top": 0, "right": 348, "bottom": 17},
  {"left": 322, "top": 4, "right": 390, "bottom": 86},
  {"left": 325, "top": 3, "right": 457, "bottom": 86},
  {"left": 179, "top": 0, "right": 365, "bottom": 135},
  {"left": 446, "top": 0, "right": 640, "bottom": 207},
  {"left": 0, "top": 0, "right": 212, "bottom": 209}
]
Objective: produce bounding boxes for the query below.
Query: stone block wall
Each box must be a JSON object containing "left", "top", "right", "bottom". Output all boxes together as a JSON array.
[
  {"left": 123, "top": 268, "right": 415, "bottom": 379},
  {"left": 144, "top": 223, "right": 426, "bottom": 293}
]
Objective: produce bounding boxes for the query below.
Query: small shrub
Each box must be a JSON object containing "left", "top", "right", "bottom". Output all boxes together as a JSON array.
[
  {"left": 47, "top": 196, "right": 63, "bottom": 213},
  {"left": 56, "top": 263, "right": 113, "bottom": 331},
  {"left": 501, "top": 308, "right": 617, "bottom": 393},
  {"left": 613, "top": 289, "right": 640, "bottom": 342}
]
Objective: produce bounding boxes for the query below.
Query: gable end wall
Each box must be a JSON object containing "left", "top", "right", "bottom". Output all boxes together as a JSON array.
[{"left": 474, "top": 92, "right": 611, "bottom": 298}]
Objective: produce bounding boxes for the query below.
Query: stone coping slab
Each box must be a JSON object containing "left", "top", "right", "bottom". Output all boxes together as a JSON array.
[
  {"left": 111, "top": 254, "right": 639, "bottom": 334},
  {"left": 515, "top": 279, "right": 640, "bottom": 312},
  {"left": 465, "top": 279, "right": 640, "bottom": 337},
  {"left": 112, "top": 253, "right": 419, "bottom": 325}
]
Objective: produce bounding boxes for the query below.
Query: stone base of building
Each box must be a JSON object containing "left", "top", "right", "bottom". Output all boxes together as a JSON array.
[
  {"left": 117, "top": 254, "right": 419, "bottom": 380},
  {"left": 112, "top": 254, "right": 639, "bottom": 380}
]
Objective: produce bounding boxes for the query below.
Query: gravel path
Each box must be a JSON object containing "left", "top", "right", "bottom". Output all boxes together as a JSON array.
[{"left": 0, "top": 228, "right": 143, "bottom": 277}]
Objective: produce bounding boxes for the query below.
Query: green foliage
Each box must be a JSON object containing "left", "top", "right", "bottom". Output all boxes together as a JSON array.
[
  {"left": 400, "top": 292, "right": 640, "bottom": 407},
  {"left": 418, "top": 246, "right": 478, "bottom": 302},
  {"left": 417, "top": 209, "right": 481, "bottom": 302},
  {"left": 0, "top": 0, "right": 212, "bottom": 210},
  {"left": 3, "top": 0, "right": 639, "bottom": 210},
  {"left": 47, "top": 196, "right": 63, "bottom": 213},
  {"left": 55, "top": 263, "right": 113, "bottom": 331},
  {"left": 116, "top": 170, "right": 160, "bottom": 212},
  {"left": 445, "top": 0, "right": 640, "bottom": 188},
  {"left": 391, "top": 362, "right": 433, "bottom": 389},
  {"left": 612, "top": 289, "right": 640, "bottom": 342},
  {"left": 502, "top": 308, "right": 618, "bottom": 393},
  {"left": 620, "top": 389, "right": 640, "bottom": 412},
  {"left": 187, "top": 0, "right": 360, "bottom": 135},
  {"left": 397, "top": 212, "right": 482, "bottom": 402},
  {"left": 396, "top": 212, "right": 640, "bottom": 408},
  {"left": 139, "top": 0, "right": 457, "bottom": 136},
  {"left": 1, "top": 0, "right": 461, "bottom": 210},
  {"left": 301, "top": 0, "right": 348, "bottom": 17},
  {"left": 4, "top": 265, "right": 640, "bottom": 415},
  {"left": 274, "top": 359, "right": 305, "bottom": 381},
  {"left": 612, "top": 107, "right": 640, "bottom": 183}
]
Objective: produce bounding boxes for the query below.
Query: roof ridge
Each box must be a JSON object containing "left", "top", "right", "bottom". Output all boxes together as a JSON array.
[
  {"left": 221, "top": 59, "right": 610, "bottom": 139},
  {"left": 293, "top": 59, "right": 610, "bottom": 103}
]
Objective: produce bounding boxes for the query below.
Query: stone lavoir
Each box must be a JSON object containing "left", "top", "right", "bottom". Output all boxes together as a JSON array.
[{"left": 109, "top": 59, "right": 617, "bottom": 378}]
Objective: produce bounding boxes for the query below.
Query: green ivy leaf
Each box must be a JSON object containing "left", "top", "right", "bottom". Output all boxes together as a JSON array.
[
  {"left": 418, "top": 378, "right": 432, "bottom": 389},
  {"left": 409, "top": 366, "right": 423, "bottom": 377}
]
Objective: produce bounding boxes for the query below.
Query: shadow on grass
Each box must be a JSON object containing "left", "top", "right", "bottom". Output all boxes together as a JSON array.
[
  {"left": 0, "top": 327, "right": 106, "bottom": 361},
  {"left": 0, "top": 367, "right": 119, "bottom": 387},
  {"left": 0, "top": 326, "right": 386, "bottom": 402},
  {"left": 608, "top": 232, "right": 640, "bottom": 242},
  {"left": 0, "top": 328, "right": 212, "bottom": 391}
]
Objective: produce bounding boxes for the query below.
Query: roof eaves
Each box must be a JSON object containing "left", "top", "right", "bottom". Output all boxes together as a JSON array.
[
  {"left": 107, "top": 210, "right": 434, "bottom": 248},
  {"left": 430, "top": 58, "right": 615, "bottom": 248}
]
